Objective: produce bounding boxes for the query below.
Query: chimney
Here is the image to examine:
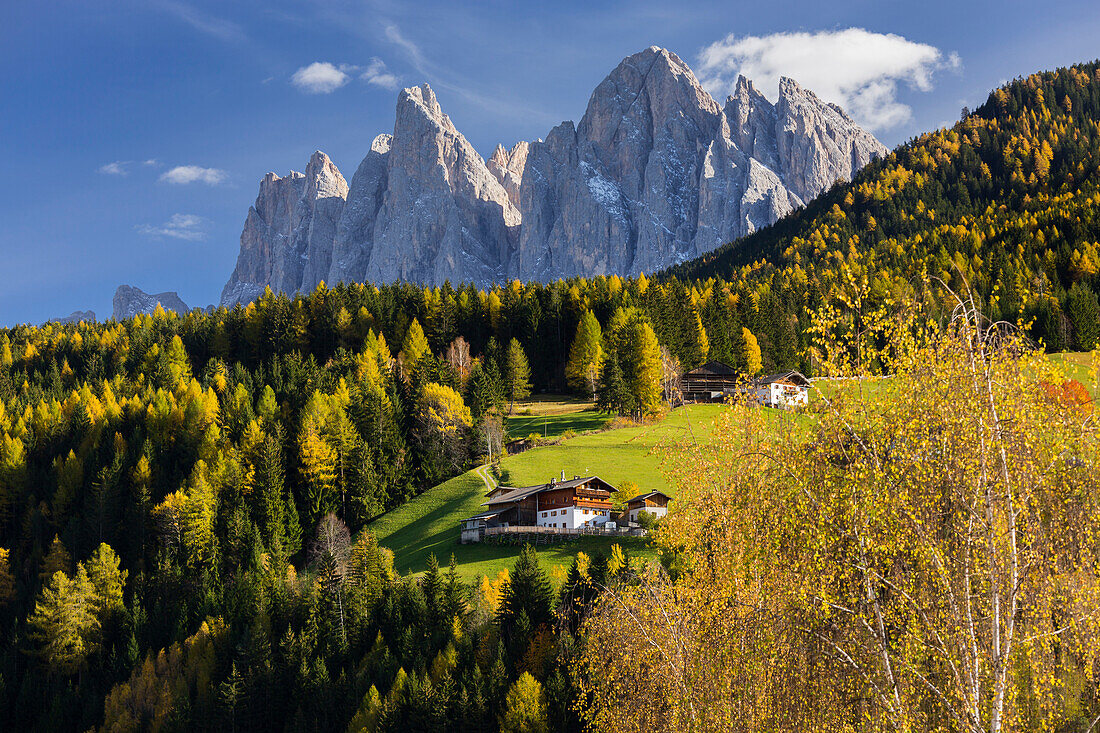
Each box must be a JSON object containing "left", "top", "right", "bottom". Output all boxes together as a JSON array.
[{"left": 561, "top": 469, "right": 565, "bottom": 481}]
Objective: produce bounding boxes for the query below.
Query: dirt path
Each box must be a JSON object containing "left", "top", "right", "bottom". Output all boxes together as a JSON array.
[{"left": 475, "top": 463, "right": 497, "bottom": 492}]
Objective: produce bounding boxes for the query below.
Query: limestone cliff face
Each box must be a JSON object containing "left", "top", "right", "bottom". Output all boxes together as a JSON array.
[
  {"left": 220, "top": 48, "right": 887, "bottom": 303},
  {"left": 725, "top": 75, "right": 888, "bottom": 202},
  {"left": 516, "top": 48, "right": 726, "bottom": 279},
  {"left": 352, "top": 84, "right": 520, "bottom": 287},
  {"left": 487, "top": 142, "right": 528, "bottom": 204},
  {"left": 113, "top": 285, "right": 189, "bottom": 320},
  {"left": 221, "top": 151, "right": 347, "bottom": 307}
]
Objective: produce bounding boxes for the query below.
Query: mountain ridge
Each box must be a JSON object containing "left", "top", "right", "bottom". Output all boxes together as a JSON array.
[{"left": 220, "top": 47, "right": 887, "bottom": 307}]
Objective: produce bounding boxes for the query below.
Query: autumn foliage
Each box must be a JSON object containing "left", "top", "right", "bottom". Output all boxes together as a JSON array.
[{"left": 575, "top": 300, "right": 1100, "bottom": 732}]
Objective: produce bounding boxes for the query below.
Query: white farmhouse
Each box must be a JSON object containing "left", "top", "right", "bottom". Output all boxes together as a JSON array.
[{"left": 749, "top": 371, "right": 811, "bottom": 408}]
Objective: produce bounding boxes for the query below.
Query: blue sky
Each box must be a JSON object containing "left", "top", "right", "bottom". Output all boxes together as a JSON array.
[{"left": 2, "top": 0, "right": 1099, "bottom": 326}]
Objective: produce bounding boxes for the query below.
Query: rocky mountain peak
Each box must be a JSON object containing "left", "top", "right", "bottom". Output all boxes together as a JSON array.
[
  {"left": 113, "top": 285, "right": 189, "bottom": 321},
  {"left": 50, "top": 310, "right": 96, "bottom": 325},
  {"left": 487, "top": 141, "right": 529, "bottom": 204},
  {"left": 773, "top": 75, "right": 888, "bottom": 201},
  {"left": 304, "top": 151, "right": 348, "bottom": 200},
  {"left": 221, "top": 47, "right": 888, "bottom": 303},
  {"left": 579, "top": 46, "right": 720, "bottom": 146},
  {"left": 397, "top": 83, "right": 451, "bottom": 136}
]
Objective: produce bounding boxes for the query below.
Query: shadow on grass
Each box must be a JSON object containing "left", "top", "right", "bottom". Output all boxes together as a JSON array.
[{"left": 505, "top": 410, "right": 610, "bottom": 439}]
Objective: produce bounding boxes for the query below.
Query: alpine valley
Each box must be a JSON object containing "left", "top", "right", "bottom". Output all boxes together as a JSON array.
[{"left": 220, "top": 47, "right": 886, "bottom": 307}]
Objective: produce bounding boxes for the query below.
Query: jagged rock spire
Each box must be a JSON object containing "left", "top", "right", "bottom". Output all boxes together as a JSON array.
[{"left": 221, "top": 48, "right": 887, "bottom": 305}]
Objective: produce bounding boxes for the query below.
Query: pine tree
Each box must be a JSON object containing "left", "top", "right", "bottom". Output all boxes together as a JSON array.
[
  {"left": 443, "top": 555, "right": 466, "bottom": 624},
  {"left": 159, "top": 334, "right": 192, "bottom": 387},
  {"left": 499, "top": 672, "right": 549, "bottom": 733},
  {"left": 1067, "top": 283, "right": 1100, "bottom": 350},
  {"left": 596, "top": 355, "right": 632, "bottom": 416},
  {"left": 628, "top": 321, "right": 664, "bottom": 417},
  {"left": 28, "top": 566, "right": 98, "bottom": 676},
  {"left": 181, "top": 462, "right": 218, "bottom": 570},
  {"left": 498, "top": 545, "right": 553, "bottom": 631},
  {"left": 401, "top": 319, "right": 430, "bottom": 367},
  {"left": 565, "top": 311, "right": 603, "bottom": 399},
  {"left": 256, "top": 385, "right": 279, "bottom": 423},
  {"left": 505, "top": 338, "right": 532, "bottom": 412},
  {"left": 422, "top": 553, "right": 444, "bottom": 626},
  {"left": 0, "top": 547, "right": 14, "bottom": 607},
  {"left": 468, "top": 360, "right": 505, "bottom": 418},
  {"left": 85, "top": 542, "right": 127, "bottom": 619},
  {"left": 39, "top": 535, "right": 72, "bottom": 584},
  {"left": 685, "top": 308, "right": 710, "bottom": 369},
  {"left": 349, "top": 445, "right": 384, "bottom": 529},
  {"left": 257, "top": 430, "right": 287, "bottom": 555}
]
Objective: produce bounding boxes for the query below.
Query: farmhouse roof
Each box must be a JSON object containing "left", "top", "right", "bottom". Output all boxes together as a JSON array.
[
  {"left": 483, "top": 475, "right": 615, "bottom": 507},
  {"left": 464, "top": 509, "right": 505, "bottom": 521},
  {"left": 752, "top": 371, "right": 811, "bottom": 387},
  {"left": 626, "top": 490, "right": 673, "bottom": 505},
  {"left": 684, "top": 361, "right": 737, "bottom": 377}
]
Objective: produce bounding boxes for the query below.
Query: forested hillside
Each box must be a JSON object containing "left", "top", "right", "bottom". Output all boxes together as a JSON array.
[
  {"left": 670, "top": 60, "right": 1100, "bottom": 353},
  {"left": 4, "top": 60, "right": 1100, "bottom": 732},
  {"left": 0, "top": 270, "right": 786, "bottom": 730}
]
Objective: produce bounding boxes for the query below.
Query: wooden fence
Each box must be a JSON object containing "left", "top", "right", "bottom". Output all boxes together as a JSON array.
[{"left": 481, "top": 525, "right": 646, "bottom": 545}]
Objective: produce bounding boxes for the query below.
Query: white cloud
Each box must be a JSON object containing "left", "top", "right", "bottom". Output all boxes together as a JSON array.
[
  {"left": 361, "top": 57, "right": 398, "bottom": 90},
  {"left": 142, "top": 159, "right": 159, "bottom": 166},
  {"left": 136, "top": 213, "right": 209, "bottom": 241},
  {"left": 696, "top": 28, "right": 960, "bottom": 131},
  {"left": 159, "top": 165, "right": 227, "bottom": 185},
  {"left": 291, "top": 61, "right": 349, "bottom": 93},
  {"left": 158, "top": 0, "right": 245, "bottom": 43},
  {"left": 99, "top": 161, "right": 128, "bottom": 176},
  {"left": 385, "top": 24, "right": 426, "bottom": 72}
]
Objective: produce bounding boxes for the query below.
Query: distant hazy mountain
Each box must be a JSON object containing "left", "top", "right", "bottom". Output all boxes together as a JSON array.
[
  {"left": 49, "top": 310, "right": 95, "bottom": 325},
  {"left": 221, "top": 47, "right": 886, "bottom": 306},
  {"left": 113, "top": 285, "right": 189, "bottom": 320}
]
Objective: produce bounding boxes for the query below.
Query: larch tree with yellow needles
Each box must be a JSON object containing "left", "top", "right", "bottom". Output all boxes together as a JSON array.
[{"left": 574, "top": 293, "right": 1100, "bottom": 733}]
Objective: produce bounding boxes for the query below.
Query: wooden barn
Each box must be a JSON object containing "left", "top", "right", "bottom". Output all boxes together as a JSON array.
[
  {"left": 625, "top": 490, "right": 672, "bottom": 523},
  {"left": 680, "top": 361, "right": 740, "bottom": 402}
]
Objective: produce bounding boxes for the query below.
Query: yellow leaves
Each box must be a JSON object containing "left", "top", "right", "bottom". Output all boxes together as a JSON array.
[
  {"left": 575, "top": 551, "right": 591, "bottom": 580},
  {"left": 152, "top": 491, "right": 186, "bottom": 553},
  {"left": 419, "top": 382, "right": 473, "bottom": 436},
  {"left": 477, "top": 568, "right": 510, "bottom": 614},
  {"left": 550, "top": 563, "right": 568, "bottom": 586},
  {"left": 0, "top": 548, "right": 13, "bottom": 606},
  {"left": 741, "top": 327, "right": 762, "bottom": 375},
  {"left": 400, "top": 318, "right": 430, "bottom": 366},
  {"left": 607, "top": 544, "right": 626, "bottom": 576},
  {"left": 299, "top": 427, "right": 338, "bottom": 497}
]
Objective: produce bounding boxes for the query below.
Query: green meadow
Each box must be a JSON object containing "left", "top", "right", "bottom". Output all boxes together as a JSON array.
[{"left": 369, "top": 400, "right": 808, "bottom": 581}]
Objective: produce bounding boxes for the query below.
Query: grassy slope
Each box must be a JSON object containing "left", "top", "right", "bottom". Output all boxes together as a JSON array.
[
  {"left": 504, "top": 410, "right": 610, "bottom": 440},
  {"left": 370, "top": 402, "right": 810, "bottom": 581},
  {"left": 1048, "top": 352, "right": 1100, "bottom": 396},
  {"left": 370, "top": 404, "right": 723, "bottom": 580}
]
